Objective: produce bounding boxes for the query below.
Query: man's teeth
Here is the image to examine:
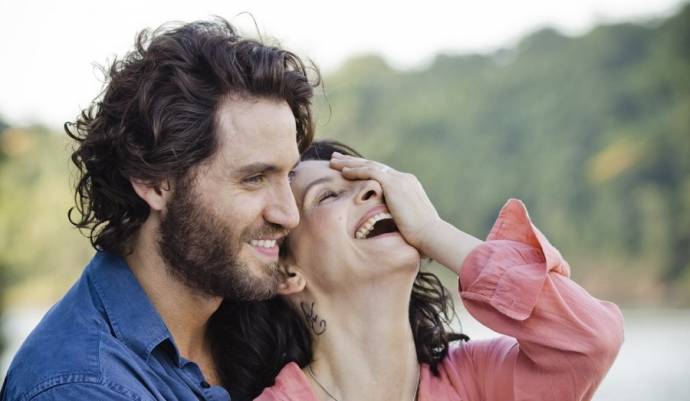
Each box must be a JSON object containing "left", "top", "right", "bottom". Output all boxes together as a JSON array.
[
  {"left": 250, "top": 239, "right": 277, "bottom": 248},
  {"left": 355, "top": 212, "right": 393, "bottom": 239}
]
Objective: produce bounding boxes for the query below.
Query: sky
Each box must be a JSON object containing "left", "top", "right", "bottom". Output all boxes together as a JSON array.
[{"left": 0, "top": 0, "right": 685, "bottom": 128}]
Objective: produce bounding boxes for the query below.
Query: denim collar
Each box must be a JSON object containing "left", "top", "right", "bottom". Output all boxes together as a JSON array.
[{"left": 88, "top": 252, "right": 182, "bottom": 365}]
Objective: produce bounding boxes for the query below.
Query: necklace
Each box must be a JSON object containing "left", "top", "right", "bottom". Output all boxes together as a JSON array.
[{"left": 306, "top": 364, "right": 421, "bottom": 401}]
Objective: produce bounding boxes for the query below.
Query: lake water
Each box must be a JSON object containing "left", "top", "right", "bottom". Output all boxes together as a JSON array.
[{"left": 2, "top": 307, "right": 690, "bottom": 400}]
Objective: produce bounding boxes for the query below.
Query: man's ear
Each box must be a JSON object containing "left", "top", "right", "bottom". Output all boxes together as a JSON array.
[
  {"left": 277, "top": 264, "right": 307, "bottom": 296},
  {"left": 130, "top": 178, "right": 171, "bottom": 212}
]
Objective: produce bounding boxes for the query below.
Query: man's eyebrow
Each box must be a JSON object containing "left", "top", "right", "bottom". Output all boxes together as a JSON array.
[
  {"left": 236, "top": 159, "right": 300, "bottom": 177},
  {"left": 302, "top": 176, "right": 335, "bottom": 205},
  {"left": 235, "top": 162, "right": 278, "bottom": 176}
]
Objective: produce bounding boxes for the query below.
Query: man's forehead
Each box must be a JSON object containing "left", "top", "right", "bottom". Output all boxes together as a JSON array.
[
  {"left": 218, "top": 131, "right": 299, "bottom": 169},
  {"left": 220, "top": 145, "right": 299, "bottom": 168},
  {"left": 199, "top": 137, "right": 299, "bottom": 180},
  {"left": 216, "top": 130, "right": 298, "bottom": 163},
  {"left": 216, "top": 97, "right": 296, "bottom": 139}
]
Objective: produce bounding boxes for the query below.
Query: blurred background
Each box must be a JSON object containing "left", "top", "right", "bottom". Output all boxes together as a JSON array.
[{"left": 1, "top": 1, "right": 688, "bottom": 399}]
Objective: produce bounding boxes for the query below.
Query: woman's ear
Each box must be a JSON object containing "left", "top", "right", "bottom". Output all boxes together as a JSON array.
[
  {"left": 130, "top": 178, "right": 171, "bottom": 212},
  {"left": 277, "top": 264, "right": 306, "bottom": 295}
]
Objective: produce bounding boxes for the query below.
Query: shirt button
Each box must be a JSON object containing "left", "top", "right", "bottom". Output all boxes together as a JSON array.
[{"left": 200, "top": 381, "right": 211, "bottom": 389}]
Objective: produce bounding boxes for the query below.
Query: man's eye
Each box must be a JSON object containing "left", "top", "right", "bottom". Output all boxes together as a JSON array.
[
  {"left": 318, "top": 190, "right": 338, "bottom": 203},
  {"left": 288, "top": 170, "right": 296, "bottom": 183},
  {"left": 244, "top": 175, "right": 266, "bottom": 184}
]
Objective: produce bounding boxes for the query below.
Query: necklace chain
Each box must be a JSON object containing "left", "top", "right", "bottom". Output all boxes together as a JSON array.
[
  {"left": 307, "top": 365, "right": 338, "bottom": 401},
  {"left": 306, "top": 364, "right": 420, "bottom": 401}
]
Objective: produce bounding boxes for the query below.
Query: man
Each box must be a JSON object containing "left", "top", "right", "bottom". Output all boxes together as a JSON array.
[{"left": 1, "top": 19, "right": 318, "bottom": 400}]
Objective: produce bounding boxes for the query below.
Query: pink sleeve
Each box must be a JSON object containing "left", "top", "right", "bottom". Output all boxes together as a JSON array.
[
  {"left": 254, "top": 362, "right": 319, "bottom": 401},
  {"left": 449, "top": 199, "right": 624, "bottom": 401}
]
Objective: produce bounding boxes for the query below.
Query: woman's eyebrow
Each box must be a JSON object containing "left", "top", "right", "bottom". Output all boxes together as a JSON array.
[{"left": 302, "top": 176, "right": 335, "bottom": 205}]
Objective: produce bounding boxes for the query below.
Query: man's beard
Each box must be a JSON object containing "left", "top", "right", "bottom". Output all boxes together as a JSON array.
[{"left": 158, "top": 176, "right": 286, "bottom": 301}]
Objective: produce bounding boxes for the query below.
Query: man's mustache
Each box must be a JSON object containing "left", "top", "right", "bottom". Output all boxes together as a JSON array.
[{"left": 242, "top": 223, "right": 289, "bottom": 244}]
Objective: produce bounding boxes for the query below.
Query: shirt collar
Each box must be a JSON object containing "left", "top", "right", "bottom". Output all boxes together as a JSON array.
[{"left": 87, "top": 251, "right": 181, "bottom": 364}]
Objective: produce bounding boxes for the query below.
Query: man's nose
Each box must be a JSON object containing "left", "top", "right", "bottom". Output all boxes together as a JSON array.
[{"left": 265, "top": 181, "right": 300, "bottom": 230}]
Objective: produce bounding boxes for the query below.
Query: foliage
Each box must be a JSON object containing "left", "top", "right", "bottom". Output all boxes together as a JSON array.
[
  {"left": 0, "top": 123, "right": 94, "bottom": 305},
  {"left": 0, "top": 124, "right": 4, "bottom": 356},
  {"left": 313, "top": 5, "right": 690, "bottom": 305},
  {"left": 0, "top": 116, "right": 8, "bottom": 355}
]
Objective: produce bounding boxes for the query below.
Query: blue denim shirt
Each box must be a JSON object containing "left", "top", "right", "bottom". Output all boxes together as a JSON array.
[{"left": 1, "top": 252, "right": 231, "bottom": 401}]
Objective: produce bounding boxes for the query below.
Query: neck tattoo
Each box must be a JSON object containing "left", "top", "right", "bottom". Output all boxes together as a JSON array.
[
  {"left": 306, "top": 364, "right": 421, "bottom": 401},
  {"left": 300, "top": 301, "right": 327, "bottom": 335}
]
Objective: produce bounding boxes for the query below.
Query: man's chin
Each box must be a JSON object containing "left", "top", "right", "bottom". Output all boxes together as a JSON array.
[
  {"left": 222, "top": 276, "right": 280, "bottom": 302},
  {"left": 164, "top": 257, "right": 280, "bottom": 302},
  {"left": 240, "top": 245, "right": 282, "bottom": 274},
  {"left": 218, "top": 257, "right": 282, "bottom": 301}
]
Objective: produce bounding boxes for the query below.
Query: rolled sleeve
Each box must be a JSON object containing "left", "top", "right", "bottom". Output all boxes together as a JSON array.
[
  {"left": 453, "top": 198, "right": 623, "bottom": 401},
  {"left": 460, "top": 199, "right": 572, "bottom": 320}
]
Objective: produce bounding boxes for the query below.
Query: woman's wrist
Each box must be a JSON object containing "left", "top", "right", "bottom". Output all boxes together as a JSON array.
[
  {"left": 414, "top": 217, "right": 446, "bottom": 255},
  {"left": 417, "top": 218, "right": 483, "bottom": 275}
]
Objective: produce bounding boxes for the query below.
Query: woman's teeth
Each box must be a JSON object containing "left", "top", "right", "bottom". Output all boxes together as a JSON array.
[
  {"left": 355, "top": 212, "right": 393, "bottom": 239},
  {"left": 250, "top": 239, "right": 277, "bottom": 248}
]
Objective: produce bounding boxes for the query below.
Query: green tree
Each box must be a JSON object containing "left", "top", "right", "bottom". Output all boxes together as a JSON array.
[
  {"left": 314, "top": 5, "right": 690, "bottom": 305},
  {"left": 0, "top": 116, "right": 8, "bottom": 356}
]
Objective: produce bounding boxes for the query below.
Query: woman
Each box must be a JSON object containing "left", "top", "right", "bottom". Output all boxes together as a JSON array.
[{"left": 211, "top": 141, "right": 624, "bottom": 401}]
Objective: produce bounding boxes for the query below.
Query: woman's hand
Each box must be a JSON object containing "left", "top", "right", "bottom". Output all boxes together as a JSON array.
[
  {"left": 329, "top": 153, "right": 441, "bottom": 251},
  {"left": 329, "top": 152, "right": 482, "bottom": 274}
]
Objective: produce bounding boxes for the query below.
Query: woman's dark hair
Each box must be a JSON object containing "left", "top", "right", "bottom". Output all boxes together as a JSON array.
[
  {"left": 210, "top": 140, "right": 468, "bottom": 400},
  {"left": 66, "top": 19, "right": 319, "bottom": 255}
]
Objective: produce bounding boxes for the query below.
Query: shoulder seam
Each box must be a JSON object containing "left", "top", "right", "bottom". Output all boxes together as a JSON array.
[
  {"left": 26, "top": 378, "right": 146, "bottom": 401},
  {"left": 24, "top": 373, "right": 101, "bottom": 400}
]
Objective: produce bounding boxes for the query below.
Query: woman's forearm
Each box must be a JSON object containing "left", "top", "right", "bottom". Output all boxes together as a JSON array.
[{"left": 418, "top": 218, "right": 483, "bottom": 275}]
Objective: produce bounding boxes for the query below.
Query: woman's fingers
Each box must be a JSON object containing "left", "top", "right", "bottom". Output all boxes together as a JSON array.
[
  {"left": 331, "top": 153, "right": 480, "bottom": 273},
  {"left": 330, "top": 153, "right": 391, "bottom": 173},
  {"left": 331, "top": 156, "right": 397, "bottom": 189},
  {"left": 329, "top": 152, "right": 441, "bottom": 251},
  {"left": 330, "top": 155, "right": 397, "bottom": 184},
  {"left": 340, "top": 166, "right": 392, "bottom": 182}
]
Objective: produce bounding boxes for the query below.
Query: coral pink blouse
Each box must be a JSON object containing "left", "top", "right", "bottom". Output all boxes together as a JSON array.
[{"left": 255, "top": 199, "right": 624, "bottom": 401}]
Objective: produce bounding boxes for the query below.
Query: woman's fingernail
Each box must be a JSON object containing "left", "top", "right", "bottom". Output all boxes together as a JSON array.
[{"left": 332, "top": 152, "right": 344, "bottom": 158}]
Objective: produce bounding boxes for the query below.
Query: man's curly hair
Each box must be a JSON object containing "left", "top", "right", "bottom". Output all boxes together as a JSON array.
[{"left": 65, "top": 19, "right": 319, "bottom": 255}]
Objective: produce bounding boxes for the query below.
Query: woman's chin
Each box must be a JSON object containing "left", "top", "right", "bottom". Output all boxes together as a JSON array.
[
  {"left": 371, "top": 244, "right": 421, "bottom": 275},
  {"left": 356, "top": 231, "right": 417, "bottom": 253}
]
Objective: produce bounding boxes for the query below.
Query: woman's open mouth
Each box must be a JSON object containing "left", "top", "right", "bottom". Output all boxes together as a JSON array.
[{"left": 354, "top": 212, "right": 399, "bottom": 239}]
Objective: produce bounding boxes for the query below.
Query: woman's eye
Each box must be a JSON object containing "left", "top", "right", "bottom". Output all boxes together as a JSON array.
[{"left": 318, "top": 190, "right": 338, "bottom": 203}]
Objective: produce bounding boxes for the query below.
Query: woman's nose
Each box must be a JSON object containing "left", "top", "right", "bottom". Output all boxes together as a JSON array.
[{"left": 356, "top": 180, "right": 383, "bottom": 204}]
